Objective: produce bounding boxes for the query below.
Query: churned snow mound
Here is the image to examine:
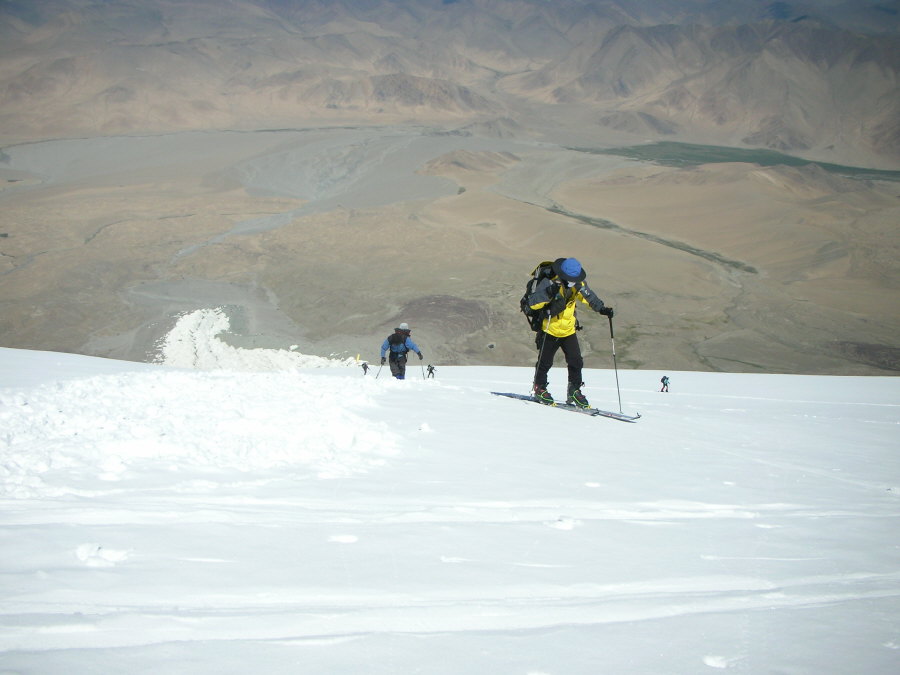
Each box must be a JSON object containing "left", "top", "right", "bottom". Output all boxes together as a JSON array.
[
  {"left": 1, "top": 368, "right": 399, "bottom": 499},
  {"left": 154, "top": 307, "right": 356, "bottom": 370}
]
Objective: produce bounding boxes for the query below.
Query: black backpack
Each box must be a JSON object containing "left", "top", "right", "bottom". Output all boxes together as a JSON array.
[
  {"left": 387, "top": 331, "right": 410, "bottom": 357},
  {"left": 519, "top": 261, "right": 554, "bottom": 331}
]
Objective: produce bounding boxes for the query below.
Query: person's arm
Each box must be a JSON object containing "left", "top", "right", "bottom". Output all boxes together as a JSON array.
[
  {"left": 406, "top": 338, "right": 423, "bottom": 360},
  {"left": 579, "top": 282, "right": 613, "bottom": 316}
]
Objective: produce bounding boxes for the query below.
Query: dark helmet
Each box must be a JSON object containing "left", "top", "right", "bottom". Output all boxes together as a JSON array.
[{"left": 552, "top": 257, "right": 586, "bottom": 283}]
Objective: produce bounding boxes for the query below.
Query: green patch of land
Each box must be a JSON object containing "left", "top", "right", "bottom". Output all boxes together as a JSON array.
[{"left": 569, "top": 142, "right": 900, "bottom": 182}]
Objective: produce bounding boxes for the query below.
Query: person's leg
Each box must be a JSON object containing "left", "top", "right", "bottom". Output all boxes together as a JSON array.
[
  {"left": 397, "top": 355, "right": 407, "bottom": 380},
  {"left": 533, "top": 333, "right": 560, "bottom": 390},
  {"left": 389, "top": 356, "right": 402, "bottom": 379},
  {"left": 559, "top": 334, "right": 584, "bottom": 393}
]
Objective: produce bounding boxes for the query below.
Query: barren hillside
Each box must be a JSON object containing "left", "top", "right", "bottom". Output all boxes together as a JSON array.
[
  {"left": 1, "top": 0, "right": 898, "bottom": 166},
  {"left": 1, "top": 0, "right": 898, "bottom": 374}
]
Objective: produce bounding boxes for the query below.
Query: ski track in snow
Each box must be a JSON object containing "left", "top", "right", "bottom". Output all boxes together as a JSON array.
[
  {"left": 4, "top": 571, "right": 900, "bottom": 651},
  {"left": 6, "top": 499, "right": 894, "bottom": 527},
  {"left": 1, "top": 308, "right": 899, "bottom": 672}
]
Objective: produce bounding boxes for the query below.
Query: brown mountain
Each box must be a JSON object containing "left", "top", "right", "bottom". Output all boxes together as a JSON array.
[
  {"left": 502, "top": 20, "right": 900, "bottom": 165},
  {"left": 1, "top": 0, "right": 898, "bottom": 374},
  {"left": 1, "top": 0, "right": 898, "bottom": 166}
]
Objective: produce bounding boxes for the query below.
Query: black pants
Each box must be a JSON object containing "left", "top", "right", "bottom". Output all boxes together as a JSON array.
[
  {"left": 534, "top": 332, "right": 583, "bottom": 391},
  {"left": 389, "top": 354, "right": 408, "bottom": 379}
]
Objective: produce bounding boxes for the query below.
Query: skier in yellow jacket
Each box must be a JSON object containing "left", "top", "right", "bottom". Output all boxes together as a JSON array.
[{"left": 527, "top": 257, "right": 613, "bottom": 408}]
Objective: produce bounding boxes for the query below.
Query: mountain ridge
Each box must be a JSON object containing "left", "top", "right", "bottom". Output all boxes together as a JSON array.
[{"left": 1, "top": 0, "right": 897, "bottom": 167}]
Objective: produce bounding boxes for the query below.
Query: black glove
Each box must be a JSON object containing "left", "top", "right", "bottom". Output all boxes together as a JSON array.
[
  {"left": 381, "top": 356, "right": 386, "bottom": 365},
  {"left": 600, "top": 306, "right": 614, "bottom": 318},
  {"left": 417, "top": 352, "right": 423, "bottom": 360}
]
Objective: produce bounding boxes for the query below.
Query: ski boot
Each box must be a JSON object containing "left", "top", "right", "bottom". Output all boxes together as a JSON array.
[
  {"left": 533, "top": 386, "right": 555, "bottom": 405},
  {"left": 567, "top": 383, "right": 590, "bottom": 409}
]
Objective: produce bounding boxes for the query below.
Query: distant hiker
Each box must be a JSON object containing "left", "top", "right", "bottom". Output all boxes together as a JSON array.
[
  {"left": 660, "top": 375, "right": 670, "bottom": 392},
  {"left": 526, "top": 257, "right": 613, "bottom": 408},
  {"left": 361, "top": 362, "right": 369, "bottom": 375},
  {"left": 380, "top": 322, "right": 423, "bottom": 380},
  {"left": 426, "top": 364, "right": 436, "bottom": 378}
]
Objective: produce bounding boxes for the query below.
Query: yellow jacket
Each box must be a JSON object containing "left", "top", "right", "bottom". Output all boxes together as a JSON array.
[{"left": 529, "top": 277, "right": 607, "bottom": 338}]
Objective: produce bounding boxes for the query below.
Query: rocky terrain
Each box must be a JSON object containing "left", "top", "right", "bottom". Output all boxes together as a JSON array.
[{"left": 1, "top": 0, "right": 898, "bottom": 373}]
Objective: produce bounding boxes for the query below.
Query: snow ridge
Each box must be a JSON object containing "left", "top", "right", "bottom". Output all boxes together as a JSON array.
[{"left": 154, "top": 307, "right": 356, "bottom": 370}]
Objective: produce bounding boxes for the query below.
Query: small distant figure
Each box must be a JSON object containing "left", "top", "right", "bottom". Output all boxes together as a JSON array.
[
  {"left": 660, "top": 375, "right": 670, "bottom": 392},
  {"left": 426, "top": 364, "right": 436, "bottom": 378},
  {"left": 361, "top": 362, "right": 369, "bottom": 375}
]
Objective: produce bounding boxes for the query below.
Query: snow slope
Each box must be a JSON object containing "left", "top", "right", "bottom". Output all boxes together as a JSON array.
[{"left": 1, "top": 310, "right": 899, "bottom": 674}]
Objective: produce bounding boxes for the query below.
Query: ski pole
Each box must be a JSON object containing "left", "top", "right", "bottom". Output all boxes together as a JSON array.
[
  {"left": 375, "top": 360, "right": 384, "bottom": 379},
  {"left": 533, "top": 325, "right": 549, "bottom": 394},
  {"left": 608, "top": 315, "right": 623, "bottom": 414}
]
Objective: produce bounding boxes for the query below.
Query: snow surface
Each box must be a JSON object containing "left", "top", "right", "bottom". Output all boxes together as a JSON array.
[{"left": 1, "top": 309, "right": 899, "bottom": 674}]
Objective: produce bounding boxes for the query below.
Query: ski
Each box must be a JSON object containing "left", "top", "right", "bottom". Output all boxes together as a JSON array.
[
  {"left": 490, "top": 392, "right": 599, "bottom": 416},
  {"left": 491, "top": 392, "right": 640, "bottom": 422},
  {"left": 589, "top": 408, "right": 641, "bottom": 423}
]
